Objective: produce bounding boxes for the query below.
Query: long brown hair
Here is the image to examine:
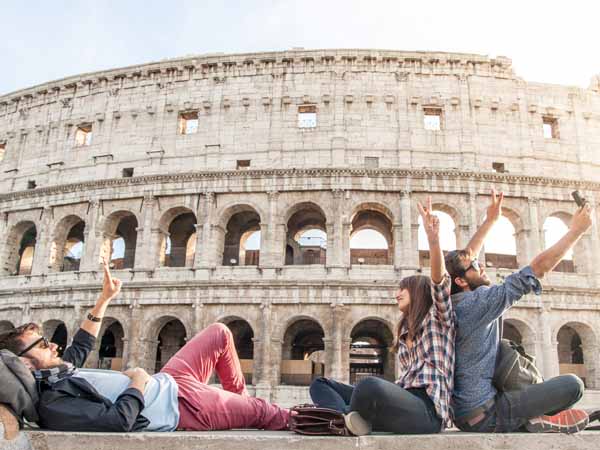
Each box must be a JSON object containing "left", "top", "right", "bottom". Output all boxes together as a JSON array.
[{"left": 394, "top": 275, "right": 433, "bottom": 350}]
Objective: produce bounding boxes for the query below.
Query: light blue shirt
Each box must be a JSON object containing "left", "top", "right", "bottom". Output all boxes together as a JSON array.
[
  {"left": 451, "top": 266, "right": 542, "bottom": 418},
  {"left": 74, "top": 369, "right": 179, "bottom": 431}
]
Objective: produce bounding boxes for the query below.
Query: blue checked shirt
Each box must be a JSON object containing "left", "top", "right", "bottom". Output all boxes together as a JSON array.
[{"left": 396, "top": 275, "right": 455, "bottom": 425}]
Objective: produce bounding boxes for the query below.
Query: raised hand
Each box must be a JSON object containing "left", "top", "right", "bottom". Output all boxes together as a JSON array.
[
  {"left": 569, "top": 203, "right": 592, "bottom": 236},
  {"left": 486, "top": 188, "right": 504, "bottom": 223},
  {"left": 417, "top": 196, "right": 440, "bottom": 244},
  {"left": 101, "top": 257, "right": 122, "bottom": 301}
]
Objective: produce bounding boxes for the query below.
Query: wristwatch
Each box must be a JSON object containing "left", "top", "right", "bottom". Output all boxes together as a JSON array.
[{"left": 87, "top": 313, "right": 102, "bottom": 323}]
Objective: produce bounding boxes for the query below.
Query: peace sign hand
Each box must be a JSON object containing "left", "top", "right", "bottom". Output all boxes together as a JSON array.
[{"left": 417, "top": 197, "right": 440, "bottom": 244}]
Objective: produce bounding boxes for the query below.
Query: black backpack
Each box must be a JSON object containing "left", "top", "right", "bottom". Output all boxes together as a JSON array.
[{"left": 492, "top": 338, "right": 543, "bottom": 391}]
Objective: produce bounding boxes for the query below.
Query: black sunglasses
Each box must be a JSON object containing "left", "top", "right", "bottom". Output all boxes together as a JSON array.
[
  {"left": 17, "top": 336, "right": 50, "bottom": 357},
  {"left": 460, "top": 258, "right": 481, "bottom": 275}
]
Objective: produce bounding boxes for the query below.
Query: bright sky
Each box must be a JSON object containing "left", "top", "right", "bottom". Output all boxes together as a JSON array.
[{"left": 1, "top": 1, "right": 599, "bottom": 95}]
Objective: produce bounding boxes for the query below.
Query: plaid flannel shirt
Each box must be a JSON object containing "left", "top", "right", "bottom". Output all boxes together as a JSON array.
[{"left": 396, "top": 274, "right": 455, "bottom": 425}]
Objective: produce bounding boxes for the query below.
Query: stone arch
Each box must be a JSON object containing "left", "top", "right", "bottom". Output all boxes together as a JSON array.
[
  {"left": 555, "top": 321, "right": 598, "bottom": 388},
  {"left": 542, "top": 211, "right": 582, "bottom": 273},
  {"left": 349, "top": 318, "right": 396, "bottom": 383},
  {"left": 98, "top": 319, "right": 125, "bottom": 370},
  {"left": 153, "top": 317, "right": 188, "bottom": 372},
  {"left": 350, "top": 203, "right": 394, "bottom": 266},
  {"left": 43, "top": 320, "right": 68, "bottom": 357},
  {"left": 3, "top": 221, "right": 37, "bottom": 276},
  {"left": 100, "top": 210, "right": 140, "bottom": 269},
  {"left": 219, "top": 204, "right": 262, "bottom": 266},
  {"left": 218, "top": 316, "right": 255, "bottom": 384},
  {"left": 285, "top": 202, "right": 328, "bottom": 266},
  {"left": 49, "top": 215, "right": 86, "bottom": 272},
  {"left": 482, "top": 208, "right": 523, "bottom": 269},
  {"left": 280, "top": 317, "right": 326, "bottom": 385},
  {"left": 158, "top": 207, "right": 197, "bottom": 268},
  {"left": 431, "top": 203, "right": 464, "bottom": 227},
  {"left": 418, "top": 209, "right": 458, "bottom": 267},
  {"left": 503, "top": 318, "right": 537, "bottom": 356},
  {"left": 0, "top": 321, "right": 14, "bottom": 332},
  {"left": 216, "top": 202, "right": 267, "bottom": 230}
]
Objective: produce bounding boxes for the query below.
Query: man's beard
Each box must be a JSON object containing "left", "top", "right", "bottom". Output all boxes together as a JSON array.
[{"left": 467, "top": 277, "right": 491, "bottom": 291}]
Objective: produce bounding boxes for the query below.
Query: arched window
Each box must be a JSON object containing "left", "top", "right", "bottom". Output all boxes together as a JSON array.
[
  {"left": 418, "top": 211, "right": 457, "bottom": 267},
  {"left": 350, "top": 206, "right": 393, "bottom": 265},
  {"left": 285, "top": 204, "right": 327, "bottom": 265},
  {"left": 544, "top": 216, "right": 573, "bottom": 272},
  {"left": 281, "top": 319, "right": 325, "bottom": 385},
  {"left": 222, "top": 208, "right": 261, "bottom": 266},
  {"left": 155, "top": 319, "right": 187, "bottom": 372},
  {"left": 483, "top": 216, "right": 518, "bottom": 269}
]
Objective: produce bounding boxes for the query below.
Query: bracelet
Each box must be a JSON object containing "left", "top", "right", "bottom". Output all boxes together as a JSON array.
[{"left": 87, "top": 313, "right": 102, "bottom": 323}]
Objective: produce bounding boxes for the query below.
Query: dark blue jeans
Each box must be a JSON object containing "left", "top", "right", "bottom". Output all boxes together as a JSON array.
[
  {"left": 458, "top": 374, "right": 585, "bottom": 433},
  {"left": 309, "top": 376, "right": 443, "bottom": 434}
]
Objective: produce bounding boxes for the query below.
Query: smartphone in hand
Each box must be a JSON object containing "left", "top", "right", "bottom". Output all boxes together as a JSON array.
[{"left": 571, "top": 190, "right": 587, "bottom": 207}]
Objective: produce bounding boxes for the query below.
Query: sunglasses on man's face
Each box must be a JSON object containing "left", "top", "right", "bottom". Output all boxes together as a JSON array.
[
  {"left": 17, "top": 336, "right": 50, "bottom": 357},
  {"left": 461, "top": 258, "right": 481, "bottom": 275}
]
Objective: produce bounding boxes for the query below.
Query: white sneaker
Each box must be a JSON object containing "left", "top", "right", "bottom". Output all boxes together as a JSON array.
[{"left": 344, "top": 411, "right": 372, "bottom": 436}]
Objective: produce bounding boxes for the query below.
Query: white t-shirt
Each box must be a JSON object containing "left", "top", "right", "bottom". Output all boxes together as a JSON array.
[{"left": 74, "top": 369, "right": 179, "bottom": 431}]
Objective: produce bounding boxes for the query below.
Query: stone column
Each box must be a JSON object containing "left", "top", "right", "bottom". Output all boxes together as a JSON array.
[
  {"left": 586, "top": 344, "right": 600, "bottom": 389},
  {"left": 209, "top": 225, "right": 226, "bottom": 267},
  {"left": 122, "top": 302, "right": 144, "bottom": 370},
  {"left": 259, "top": 191, "right": 281, "bottom": 268},
  {"left": 527, "top": 198, "right": 542, "bottom": 261},
  {"left": 467, "top": 193, "right": 482, "bottom": 262},
  {"left": 591, "top": 201, "right": 600, "bottom": 285},
  {"left": 135, "top": 195, "right": 157, "bottom": 270},
  {"left": 326, "top": 189, "right": 347, "bottom": 268},
  {"left": 457, "top": 224, "right": 471, "bottom": 250},
  {"left": 195, "top": 192, "right": 215, "bottom": 268},
  {"left": 32, "top": 207, "right": 53, "bottom": 275},
  {"left": 254, "top": 302, "right": 274, "bottom": 400},
  {"left": 81, "top": 201, "right": 101, "bottom": 271},
  {"left": 399, "top": 191, "right": 419, "bottom": 268},
  {"left": 539, "top": 307, "right": 559, "bottom": 379},
  {"left": 326, "top": 304, "right": 346, "bottom": 381},
  {"left": 393, "top": 222, "right": 403, "bottom": 269}
]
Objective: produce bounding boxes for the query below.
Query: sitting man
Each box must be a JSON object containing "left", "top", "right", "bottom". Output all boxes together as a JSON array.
[
  {"left": 0, "top": 261, "right": 290, "bottom": 432},
  {"left": 446, "top": 191, "right": 592, "bottom": 433}
]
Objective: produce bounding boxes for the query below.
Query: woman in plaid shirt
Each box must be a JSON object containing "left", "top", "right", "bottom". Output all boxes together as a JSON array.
[{"left": 309, "top": 197, "right": 455, "bottom": 435}]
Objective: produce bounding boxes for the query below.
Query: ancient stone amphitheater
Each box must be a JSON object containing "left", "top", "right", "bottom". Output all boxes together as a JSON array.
[{"left": 1, "top": 49, "right": 599, "bottom": 405}]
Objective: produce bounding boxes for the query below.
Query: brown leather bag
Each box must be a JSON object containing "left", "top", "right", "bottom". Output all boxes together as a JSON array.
[{"left": 289, "top": 404, "right": 350, "bottom": 436}]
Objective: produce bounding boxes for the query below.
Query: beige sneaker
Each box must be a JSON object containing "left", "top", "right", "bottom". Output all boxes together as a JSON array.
[
  {"left": 344, "top": 411, "right": 372, "bottom": 436},
  {"left": 0, "top": 404, "right": 19, "bottom": 441}
]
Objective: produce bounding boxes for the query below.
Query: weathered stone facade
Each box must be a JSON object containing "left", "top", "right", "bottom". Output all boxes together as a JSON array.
[{"left": 1, "top": 49, "right": 600, "bottom": 405}]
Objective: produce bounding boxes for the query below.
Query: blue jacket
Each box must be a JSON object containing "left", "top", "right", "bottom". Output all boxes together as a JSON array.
[{"left": 37, "top": 328, "right": 149, "bottom": 432}]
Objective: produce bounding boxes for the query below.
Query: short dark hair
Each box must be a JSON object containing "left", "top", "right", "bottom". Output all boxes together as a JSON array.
[
  {"left": 0, "top": 323, "right": 40, "bottom": 355},
  {"left": 445, "top": 249, "right": 471, "bottom": 295}
]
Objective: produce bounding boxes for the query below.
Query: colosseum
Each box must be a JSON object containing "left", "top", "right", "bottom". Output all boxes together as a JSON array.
[{"left": 0, "top": 49, "right": 599, "bottom": 406}]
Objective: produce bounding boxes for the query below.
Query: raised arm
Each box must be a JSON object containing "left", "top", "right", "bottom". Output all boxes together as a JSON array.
[
  {"left": 418, "top": 197, "right": 445, "bottom": 284},
  {"left": 465, "top": 189, "right": 504, "bottom": 256},
  {"left": 80, "top": 259, "right": 122, "bottom": 338},
  {"left": 530, "top": 204, "right": 592, "bottom": 279}
]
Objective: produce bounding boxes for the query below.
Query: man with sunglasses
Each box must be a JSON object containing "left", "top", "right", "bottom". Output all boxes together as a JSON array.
[
  {"left": 445, "top": 190, "right": 593, "bottom": 434},
  {"left": 0, "top": 261, "right": 290, "bottom": 432}
]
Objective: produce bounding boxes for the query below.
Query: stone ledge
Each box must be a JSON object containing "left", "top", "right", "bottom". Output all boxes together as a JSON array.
[{"left": 1, "top": 429, "right": 598, "bottom": 450}]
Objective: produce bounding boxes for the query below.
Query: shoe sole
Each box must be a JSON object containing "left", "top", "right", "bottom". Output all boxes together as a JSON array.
[
  {"left": 344, "top": 412, "right": 372, "bottom": 436},
  {"left": 526, "top": 410, "right": 589, "bottom": 434}
]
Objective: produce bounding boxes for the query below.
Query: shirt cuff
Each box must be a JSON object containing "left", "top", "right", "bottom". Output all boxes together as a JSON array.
[{"left": 519, "top": 266, "right": 542, "bottom": 295}]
